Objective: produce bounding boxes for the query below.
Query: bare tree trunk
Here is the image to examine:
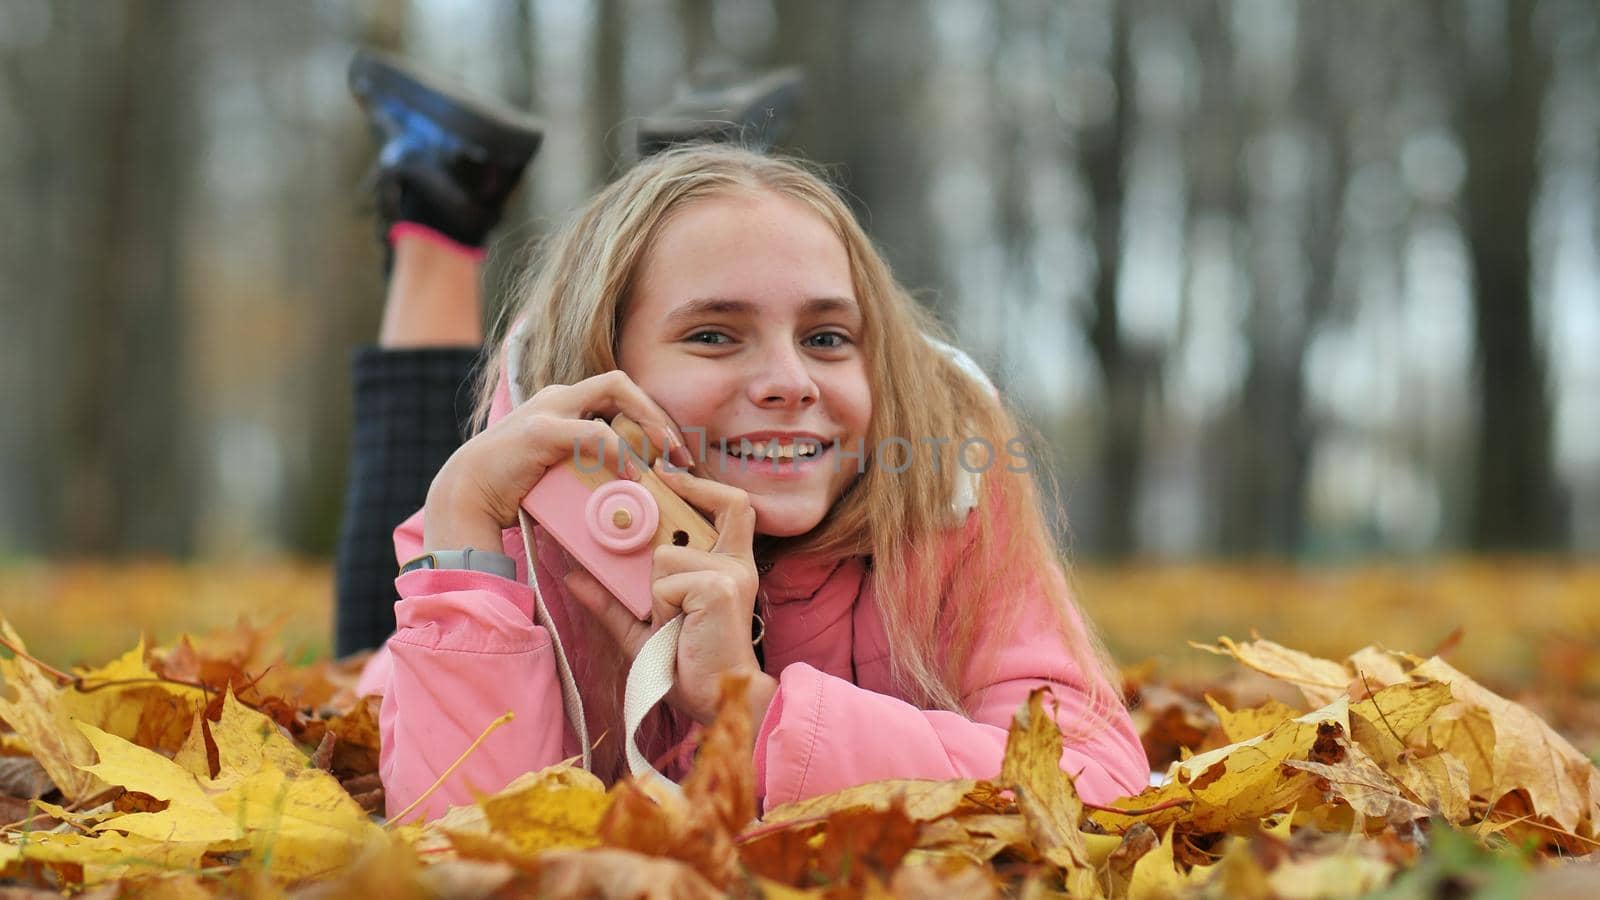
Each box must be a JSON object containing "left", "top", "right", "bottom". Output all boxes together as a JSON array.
[
  {"left": 1459, "top": 0, "right": 1561, "bottom": 550},
  {"left": 593, "top": 0, "right": 627, "bottom": 179},
  {"left": 1217, "top": 1, "right": 1341, "bottom": 556},
  {"left": 1081, "top": 0, "right": 1146, "bottom": 558},
  {"left": 61, "top": 0, "right": 194, "bottom": 555},
  {"left": 679, "top": 0, "right": 714, "bottom": 70}
]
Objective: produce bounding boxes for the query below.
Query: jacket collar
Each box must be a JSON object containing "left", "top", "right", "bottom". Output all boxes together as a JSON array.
[{"left": 758, "top": 553, "right": 867, "bottom": 605}]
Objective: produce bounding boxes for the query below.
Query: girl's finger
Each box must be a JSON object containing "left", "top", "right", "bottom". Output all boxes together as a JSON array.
[
  {"left": 539, "top": 371, "right": 689, "bottom": 460},
  {"left": 655, "top": 462, "right": 757, "bottom": 555},
  {"left": 524, "top": 415, "right": 646, "bottom": 481},
  {"left": 650, "top": 570, "right": 749, "bottom": 617}
]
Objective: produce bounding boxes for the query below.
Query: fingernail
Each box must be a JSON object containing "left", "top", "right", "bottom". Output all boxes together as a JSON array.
[
  {"left": 625, "top": 458, "right": 645, "bottom": 480},
  {"left": 670, "top": 443, "right": 695, "bottom": 467}
]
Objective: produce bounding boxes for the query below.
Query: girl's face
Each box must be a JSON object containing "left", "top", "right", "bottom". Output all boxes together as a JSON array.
[{"left": 618, "top": 189, "right": 872, "bottom": 538}]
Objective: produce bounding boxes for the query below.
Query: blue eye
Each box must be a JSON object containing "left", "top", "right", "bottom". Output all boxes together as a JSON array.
[
  {"left": 688, "top": 331, "right": 732, "bottom": 345},
  {"left": 806, "top": 331, "right": 849, "bottom": 349}
]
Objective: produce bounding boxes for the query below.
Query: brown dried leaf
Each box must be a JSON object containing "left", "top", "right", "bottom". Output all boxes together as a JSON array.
[
  {"left": 760, "top": 778, "right": 982, "bottom": 826},
  {"left": 1283, "top": 739, "right": 1431, "bottom": 824},
  {"left": 1412, "top": 655, "right": 1600, "bottom": 836},
  {"left": 890, "top": 853, "right": 1002, "bottom": 899},
  {"left": 598, "top": 674, "right": 755, "bottom": 889},
  {"left": 60, "top": 639, "right": 207, "bottom": 755},
  {"left": 1190, "top": 636, "right": 1351, "bottom": 707},
  {"left": 532, "top": 847, "right": 721, "bottom": 899},
  {"left": 0, "top": 756, "right": 53, "bottom": 799}
]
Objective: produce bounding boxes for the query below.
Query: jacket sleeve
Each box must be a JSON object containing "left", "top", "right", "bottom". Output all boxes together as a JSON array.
[
  {"left": 752, "top": 508, "right": 1149, "bottom": 811},
  {"left": 376, "top": 510, "right": 569, "bottom": 824}
]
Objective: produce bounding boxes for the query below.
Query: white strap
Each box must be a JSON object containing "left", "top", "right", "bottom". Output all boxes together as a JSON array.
[
  {"left": 518, "top": 509, "right": 683, "bottom": 794},
  {"left": 624, "top": 617, "right": 686, "bottom": 794}
]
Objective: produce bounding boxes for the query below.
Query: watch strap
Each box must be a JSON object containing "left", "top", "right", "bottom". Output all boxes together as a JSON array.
[{"left": 399, "top": 547, "right": 517, "bottom": 581}]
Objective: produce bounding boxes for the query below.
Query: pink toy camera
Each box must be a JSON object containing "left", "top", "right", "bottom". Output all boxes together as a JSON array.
[{"left": 520, "top": 415, "right": 719, "bottom": 620}]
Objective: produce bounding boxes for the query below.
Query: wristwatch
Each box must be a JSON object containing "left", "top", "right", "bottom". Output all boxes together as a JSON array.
[{"left": 398, "top": 547, "right": 518, "bottom": 581}]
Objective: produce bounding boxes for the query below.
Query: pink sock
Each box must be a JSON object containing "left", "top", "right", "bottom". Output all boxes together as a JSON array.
[{"left": 387, "top": 222, "right": 488, "bottom": 263}]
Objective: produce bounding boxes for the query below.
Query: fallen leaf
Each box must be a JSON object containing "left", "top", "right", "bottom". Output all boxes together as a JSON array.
[
  {"left": 598, "top": 674, "right": 755, "bottom": 889},
  {"left": 532, "top": 847, "right": 721, "bottom": 899},
  {"left": 1126, "top": 826, "right": 1190, "bottom": 900},
  {"left": 1263, "top": 841, "right": 1394, "bottom": 899},
  {"left": 0, "top": 619, "right": 103, "bottom": 800},
  {"left": 1283, "top": 739, "right": 1430, "bottom": 823},
  {"left": 997, "top": 688, "right": 1098, "bottom": 895},
  {"left": 210, "top": 760, "right": 386, "bottom": 881},
  {"left": 478, "top": 764, "right": 610, "bottom": 856},
  {"left": 60, "top": 638, "right": 206, "bottom": 755},
  {"left": 1412, "top": 656, "right": 1600, "bottom": 837},
  {"left": 1190, "top": 637, "right": 1352, "bottom": 707},
  {"left": 1205, "top": 695, "right": 1298, "bottom": 744},
  {"left": 759, "top": 778, "right": 982, "bottom": 826},
  {"left": 3, "top": 829, "right": 210, "bottom": 886},
  {"left": 75, "top": 722, "right": 240, "bottom": 843},
  {"left": 0, "top": 756, "right": 53, "bottom": 799},
  {"left": 203, "top": 687, "right": 308, "bottom": 784}
]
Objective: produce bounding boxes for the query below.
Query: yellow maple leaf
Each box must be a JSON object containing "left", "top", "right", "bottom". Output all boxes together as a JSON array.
[
  {"left": 997, "top": 688, "right": 1099, "bottom": 896},
  {"left": 1204, "top": 695, "right": 1298, "bottom": 744},
  {"left": 207, "top": 687, "right": 309, "bottom": 781},
  {"left": 477, "top": 764, "right": 611, "bottom": 855},
  {"left": 1348, "top": 680, "right": 1453, "bottom": 754},
  {"left": 172, "top": 708, "right": 212, "bottom": 779},
  {"left": 60, "top": 637, "right": 206, "bottom": 755},
  {"left": 1127, "top": 825, "right": 1209, "bottom": 900},
  {"left": 212, "top": 761, "right": 386, "bottom": 881},
  {"left": 3, "top": 829, "right": 210, "bottom": 886},
  {"left": 75, "top": 721, "right": 241, "bottom": 843},
  {"left": 1095, "top": 697, "right": 1349, "bottom": 835},
  {"left": 0, "top": 619, "right": 103, "bottom": 800},
  {"left": 1190, "top": 636, "right": 1351, "bottom": 707}
]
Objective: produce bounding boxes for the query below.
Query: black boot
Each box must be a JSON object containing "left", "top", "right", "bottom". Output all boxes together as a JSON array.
[
  {"left": 349, "top": 49, "right": 544, "bottom": 250},
  {"left": 636, "top": 66, "right": 805, "bottom": 158}
]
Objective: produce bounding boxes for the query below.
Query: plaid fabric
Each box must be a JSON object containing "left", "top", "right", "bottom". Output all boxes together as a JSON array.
[{"left": 335, "top": 345, "right": 484, "bottom": 655}]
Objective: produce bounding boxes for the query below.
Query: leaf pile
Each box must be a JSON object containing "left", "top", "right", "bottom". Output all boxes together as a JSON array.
[{"left": 1, "top": 615, "right": 1599, "bottom": 897}]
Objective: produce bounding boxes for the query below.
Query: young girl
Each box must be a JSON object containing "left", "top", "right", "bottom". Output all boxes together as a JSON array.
[{"left": 371, "top": 144, "right": 1149, "bottom": 823}]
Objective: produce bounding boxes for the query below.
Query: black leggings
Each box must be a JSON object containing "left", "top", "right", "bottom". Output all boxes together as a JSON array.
[{"left": 334, "top": 345, "right": 483, "bottom": 656}]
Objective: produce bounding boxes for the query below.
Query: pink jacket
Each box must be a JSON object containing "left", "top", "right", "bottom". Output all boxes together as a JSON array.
[{"left": 362, "top": 371, "right": 1149, "bottom": 824}]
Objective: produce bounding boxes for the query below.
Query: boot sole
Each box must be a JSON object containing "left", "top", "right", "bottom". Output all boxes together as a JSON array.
[
  {"left": 349, "top": 49, "right": 544, "bottom": 161},
  {"left": 637, "top": 67, "right": 806, "bottom": 155}
]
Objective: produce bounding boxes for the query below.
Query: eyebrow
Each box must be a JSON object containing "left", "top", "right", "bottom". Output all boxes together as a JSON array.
[{"left": 661, "top": 296, "right": 861, "bottom": 329}]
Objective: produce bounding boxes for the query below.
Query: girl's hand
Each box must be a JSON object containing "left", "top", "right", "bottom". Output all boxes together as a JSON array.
[
  {"left": 563, "top": 461, "right": 778, "bottom": 727},
  {"left": 422, "top": 370, "right": 696, "bottom": 551}
]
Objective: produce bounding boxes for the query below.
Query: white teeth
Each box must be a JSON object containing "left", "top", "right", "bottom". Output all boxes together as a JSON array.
[{"left": 729, "top": 439, "right": 822, "bottom": 460}]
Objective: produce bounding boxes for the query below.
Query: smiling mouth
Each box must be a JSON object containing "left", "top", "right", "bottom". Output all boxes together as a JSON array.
[
  {"left": 723, "top": 438, "right": 826, "bottom": 462},
  {"left": 710, "top": 437, "right": 832, "bottom": 473}
]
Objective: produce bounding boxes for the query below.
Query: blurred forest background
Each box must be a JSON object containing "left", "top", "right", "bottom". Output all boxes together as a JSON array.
[{"left": 2, "top": 0, "right": 1597, "bottom": 565}]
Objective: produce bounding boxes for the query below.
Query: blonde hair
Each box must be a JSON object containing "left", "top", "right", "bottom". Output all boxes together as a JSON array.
[{"left": 471, "top": 144, "right": 1125, "bottom": 781}]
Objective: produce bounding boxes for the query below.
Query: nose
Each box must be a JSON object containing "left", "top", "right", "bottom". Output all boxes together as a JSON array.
[{"left": 750, "top": 342, "right": 817, "bottom": 409}]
